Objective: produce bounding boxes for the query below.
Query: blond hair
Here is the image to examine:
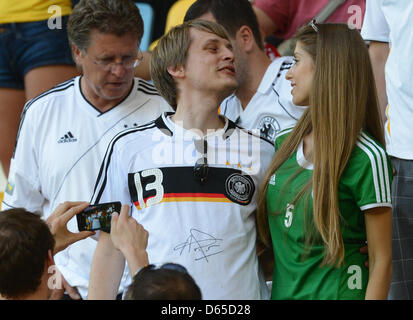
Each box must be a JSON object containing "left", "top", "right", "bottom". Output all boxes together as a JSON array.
[
  {"left": 150, "top": 19, "right": 231, "bottom": 109},
  {"left": 257, "top": 23, "right": 384, "bottom": 266}
]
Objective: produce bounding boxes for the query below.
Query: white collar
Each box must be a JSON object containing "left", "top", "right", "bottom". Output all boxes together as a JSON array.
[
  {"left": 296, "top": 139, "right": 314, "bottom": 170},
  {"left": 257, "top": 57, "right": 292, "bottom": 94}
]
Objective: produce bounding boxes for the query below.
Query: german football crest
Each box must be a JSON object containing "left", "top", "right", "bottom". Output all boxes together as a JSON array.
[
  {"left": 258, "top": 116, "right": 280, "bottom": 142},
  {"left": 225, "top": 173, "right": 255, "bottom": 206}
]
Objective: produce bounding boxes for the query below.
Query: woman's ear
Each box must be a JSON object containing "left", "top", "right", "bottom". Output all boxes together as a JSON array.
[{"left": 167, "top": 65, "right": 185, "bottom": 79}]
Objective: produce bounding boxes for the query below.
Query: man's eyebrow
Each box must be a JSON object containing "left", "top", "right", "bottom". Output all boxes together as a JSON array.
[
  {"left": 202, "top": 37, "right": 232, "bottom": 50},
  {"left": 96, "top": 51, "right": 136, "bottom": 59},
  {"left": 95, "top": 54, "right": 113, "bottom": 59},
  {"left": 203, "top": 38, "right": 221, "bottom": 45}
]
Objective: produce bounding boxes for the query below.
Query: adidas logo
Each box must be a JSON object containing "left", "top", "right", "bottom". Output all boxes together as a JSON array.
[{"left": 58, "top": 131, "right": 78, "bottom": 143}]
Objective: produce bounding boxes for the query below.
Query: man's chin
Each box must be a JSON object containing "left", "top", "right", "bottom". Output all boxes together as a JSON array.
[
  {"left": 102, "top": 82, "right": 133, "bottom": 99},
  {"left": 101, "top": 88, "right": 130, "bottom": 101},
  {"left": 223, "top": 83, "right": 238, "bottom": 96}
]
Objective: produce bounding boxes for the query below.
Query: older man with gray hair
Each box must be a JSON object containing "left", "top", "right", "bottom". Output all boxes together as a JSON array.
[{"left": 2, "top": 0, "right": 171, "bottom": 300}]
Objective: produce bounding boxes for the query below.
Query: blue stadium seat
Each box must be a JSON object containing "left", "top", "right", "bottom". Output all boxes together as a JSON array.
[{"left": 136, "top": 2, "right": 155, "bottom": 51}]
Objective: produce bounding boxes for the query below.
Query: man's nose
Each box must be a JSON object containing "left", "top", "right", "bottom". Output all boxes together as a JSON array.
[
  {"left": 110, "top": 62, "right": 126, "bottom": 77},
  {"left": 223, "top": 47, "right": 235, "bottom": 61}
]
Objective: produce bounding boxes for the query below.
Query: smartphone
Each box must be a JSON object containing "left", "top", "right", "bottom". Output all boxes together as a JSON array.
[{"left": 76, "top": 202, "right": 121, "bottom": 233}]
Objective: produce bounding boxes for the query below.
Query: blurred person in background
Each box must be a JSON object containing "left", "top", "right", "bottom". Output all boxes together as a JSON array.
[
  {"left": 362, "top": 0, "right": 413, "bottom": 300},
  {"left": 252, "top": 0, "right": 366, "bottom": 54},
  {"left": 0, "top": 0, "right": 79, "bottom": 176}
]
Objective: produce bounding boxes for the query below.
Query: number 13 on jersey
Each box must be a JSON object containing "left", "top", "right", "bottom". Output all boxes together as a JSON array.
[{"left": 133, "top": 168, "right": 164, "bottom": 210}]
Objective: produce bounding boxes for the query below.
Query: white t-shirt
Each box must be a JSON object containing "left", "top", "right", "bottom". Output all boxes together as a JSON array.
[
  {"left": 2, "top": 76, "right": 172, "bottom": 299},
  {"left": 91, "top": 112, "right": 274, "bottom": 299},
  {"left": 361, "top": 0, "right": 413, "bottom": 159},
  {"left": 219, "top": 56, "right": 306, "bottom": 143}
]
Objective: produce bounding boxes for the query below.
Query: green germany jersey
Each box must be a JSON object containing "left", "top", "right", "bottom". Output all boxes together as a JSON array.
[{"left": 266, "top": 128, "right": 393, "bottom": 300}]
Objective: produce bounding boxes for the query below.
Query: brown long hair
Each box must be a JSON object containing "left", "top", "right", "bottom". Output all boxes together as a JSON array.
[{"left": 257, "top": 23, "right": 384, "bottom": 266}]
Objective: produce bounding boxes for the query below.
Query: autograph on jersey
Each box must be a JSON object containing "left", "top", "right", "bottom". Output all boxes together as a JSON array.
[{"left": 174, "top": 228, "right": 223, "bottom": 262}]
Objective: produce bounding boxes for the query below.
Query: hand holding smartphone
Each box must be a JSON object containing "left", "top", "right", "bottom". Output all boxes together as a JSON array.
[{"left": 76, "top": 202, "right": 121, "bottom": 233}]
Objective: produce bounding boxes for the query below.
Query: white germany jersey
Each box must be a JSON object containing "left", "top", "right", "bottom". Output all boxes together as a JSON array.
[
  {"left": 91, "top": 112, "right": 274, "bottom": 299},
  {"left": 361, "top": 0, "right": 413, "bottom": 159},
  {"left": 219, "top": 56, "right": 307, "bottom": 143},
  {"left": 2, "top": 76, "right": 172, "bottom": 299}
]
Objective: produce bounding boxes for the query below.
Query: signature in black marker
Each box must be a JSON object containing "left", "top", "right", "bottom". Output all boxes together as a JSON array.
[{"left": 173, "top": 228, "right": 223, "bottom": 262}]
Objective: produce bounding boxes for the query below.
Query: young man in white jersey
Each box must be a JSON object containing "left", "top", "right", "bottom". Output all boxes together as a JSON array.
[
  {"left": 88, "top": 20, "right": 274, "bottom": 299},
  {"left": 184, "top": 0, "right": 306, "bottom": 143},
  {"left": 362, "top": 0, "right": 413, "bottom": 300},
  {"left": 1, "top": 0, "right": 171, "bottom": 300}
]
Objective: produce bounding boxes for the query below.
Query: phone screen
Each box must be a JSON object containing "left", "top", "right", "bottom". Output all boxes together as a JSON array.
[{"left": 76, "top": 202, "right": 121, "bottom": 233}]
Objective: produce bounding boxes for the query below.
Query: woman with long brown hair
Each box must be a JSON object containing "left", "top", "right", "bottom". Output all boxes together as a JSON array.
[{"left": 257, "top": 22, "right": 392, "bottom": 299}]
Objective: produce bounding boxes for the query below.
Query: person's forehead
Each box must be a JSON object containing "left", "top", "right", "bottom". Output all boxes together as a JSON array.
[
  {"left": 189, "top": 28, "right": 227, "bottom": 46},
  {"left": 294, "top": 41, "right": 307, "bottom": 56},
  {"left": 87, "top": 29, "right": 139, "bottom": 54}
]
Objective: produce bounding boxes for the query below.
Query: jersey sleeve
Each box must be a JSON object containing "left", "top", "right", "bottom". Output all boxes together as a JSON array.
[
  {"left": 90, "top": 134, "right": 131, "bottom": 206},
  {"left": 361, "top": 0, "right": 389, "bottom": 42},
  {"left": 344, "top": 133, "right": 393, "bottom": 211},
  {"left": 2, "top": 103, "right": 45, "bottom": 214}
]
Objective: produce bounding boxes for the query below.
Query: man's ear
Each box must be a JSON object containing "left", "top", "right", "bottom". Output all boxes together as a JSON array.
[
  {"left": 235, "top": 25, "right": 255, "bottom": 53},
  {"left": 167, "top": 65, "right": 185, "bottom": 79},
  {"left": 46, "top": 249, "right": 55, "bottom": 268},
  {"left": 72, "top": 44, "right": 83, "bottom": 65}
]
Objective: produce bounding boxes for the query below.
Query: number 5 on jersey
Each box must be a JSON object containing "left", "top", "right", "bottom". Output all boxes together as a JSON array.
[{"left": 284, "top": 204, "right": 294, "bottom": 228}]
